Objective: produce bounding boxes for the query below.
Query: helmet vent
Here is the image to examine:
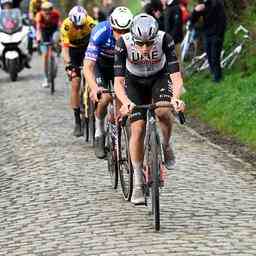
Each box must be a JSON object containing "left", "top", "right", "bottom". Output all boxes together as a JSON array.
[{"left": 137, "top": 27, "right": 142, "bottom": 36}]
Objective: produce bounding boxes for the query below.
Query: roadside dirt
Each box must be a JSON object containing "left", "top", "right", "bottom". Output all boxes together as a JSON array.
[{"left": 186, "top": 116, "right": 256, "bottom": 168}]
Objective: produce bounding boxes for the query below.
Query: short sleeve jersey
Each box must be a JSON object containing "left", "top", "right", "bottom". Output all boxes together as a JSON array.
[
  {"left": 60, "top": 16, "right": 96, "bottom": 48},
  {"left": 36, "top": 9, "right": 60, "bottom": 30},
  {"left": 85, "top": 21, "right": 116, "bottom": 66},
  {"left": 114, "top": 31, "right": 180, "bottom": 77}
]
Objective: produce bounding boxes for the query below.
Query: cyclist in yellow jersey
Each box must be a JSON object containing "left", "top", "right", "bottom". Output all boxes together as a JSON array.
[
  {"left": 61, "top": 6, "right": 96, "bottom": 137},
  {"left": 29, "top": 0, "right": 48, "bottom": 22}
]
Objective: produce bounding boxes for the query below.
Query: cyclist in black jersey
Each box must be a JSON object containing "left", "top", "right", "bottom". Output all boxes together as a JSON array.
[{"left": 114, "top": 13, "right": 185, "bottom": 205}]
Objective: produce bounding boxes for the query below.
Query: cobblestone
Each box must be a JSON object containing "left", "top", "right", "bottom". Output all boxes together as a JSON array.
[{"left": 0, "top": 57, "right": 256, "bottom": 255}]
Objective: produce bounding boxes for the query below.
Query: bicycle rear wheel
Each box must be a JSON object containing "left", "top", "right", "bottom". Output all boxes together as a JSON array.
[
  {"left": 106, "top": 122, "right": 118, "bottom": 189},
  {"left": 119, "top": 121, "right": 133, "bottom": 201},
  {"left": 149, "top": 128, "right": 160, "bottom": 231},
  {"left": 88, "top": 99, "right": 95, "bottom": 145},
  {"left": 80, "top": 74, "right": 86, "bottom": 138}
]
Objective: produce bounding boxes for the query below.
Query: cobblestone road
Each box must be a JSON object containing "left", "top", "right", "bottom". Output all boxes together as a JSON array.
[{"left": 1, "top": 56, "right": 256, "bottom": 256}]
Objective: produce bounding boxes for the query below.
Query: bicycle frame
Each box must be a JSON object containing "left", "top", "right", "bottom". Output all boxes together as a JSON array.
[
  {"left": 221, "top": 25, "right": 250, "bottom": 69},
  {"left": 44, "top": 42, "right": 57, "bottom": 94},
  {"left": 133, "top": 102, "right": 185, "bottom": 231}
]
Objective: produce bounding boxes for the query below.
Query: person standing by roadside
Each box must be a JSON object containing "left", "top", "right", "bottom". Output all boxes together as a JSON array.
[
  {"left": 164, "top": 0, "right": 183, "bottom": 61},
  {"left": 144, "top": 1, "right": 165, "bottom": 30},
  {"left": 189, "top": 0, "right": 227, "bottom": 83}
]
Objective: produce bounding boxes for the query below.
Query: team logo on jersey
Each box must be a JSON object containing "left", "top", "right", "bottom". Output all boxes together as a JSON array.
[
  {"left": 130, "top": 50, "right": 160, "bottom": 64},
  {"left": 64, "top": 25, "right": 69, "bottom": 31}
]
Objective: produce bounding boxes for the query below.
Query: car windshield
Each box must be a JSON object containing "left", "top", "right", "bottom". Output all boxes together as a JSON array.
[{"left": 0, "top": 8, "right": 22, "bottom": 34}]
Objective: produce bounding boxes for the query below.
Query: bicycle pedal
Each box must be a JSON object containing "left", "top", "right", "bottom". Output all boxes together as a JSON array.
[{"left": 133, "top": 200, "right": 147, "bottom": 206}]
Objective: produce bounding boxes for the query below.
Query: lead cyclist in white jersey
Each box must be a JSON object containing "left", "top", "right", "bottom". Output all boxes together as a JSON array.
[{"left": 114, "top": 14, "right": 185, "bottom": 205}]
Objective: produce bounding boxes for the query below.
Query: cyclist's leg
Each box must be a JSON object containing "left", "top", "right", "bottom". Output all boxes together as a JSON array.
[
  {"left": 69, "top": 47, "right": 85, "bottom": 137},
  {"left": 94, "top": 65, "right": 112, "bottom": 158},
  {"left": 126, "top": 75, "right": 150, "bottom": 204},
  {"left": 152, "top": 73, "right": 175, "bottom": 169},
  {"left": 204, "top": 35, "right": 213, "bottom": 73},
  {"left": 40, "top": 30, "right": 52, "bottom": 87},
  {"left": 211, "top": 34, "right": 224, "bottom": 82}
]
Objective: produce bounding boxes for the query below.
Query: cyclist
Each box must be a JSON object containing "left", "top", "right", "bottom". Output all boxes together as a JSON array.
[
  {"left": 29, "top": 0, "right": 48, "bottom": 22},
  {"left": 114, "top": 14, "right": 185, "bottom": 205},
  {"left": 36, "top": 1, "right": 61, "bottom": 88},
  {"left": 84, "top": 6, "right": 133, "bottom": 159},
  {"left": 61, "top": 6, "right": 96, "bottom": 137}
]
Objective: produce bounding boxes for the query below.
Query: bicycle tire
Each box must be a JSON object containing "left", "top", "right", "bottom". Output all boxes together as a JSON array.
[
  {"left": 119, "top": 122, "right": 133, "bottom": 201},
  {"left": 80, "top": 75, "right": 86, "bottom": 139},
  {"left": 149, "top": 127, "right": 160, "bottom": 231},
  {"left": 106, "top": 122, "right": 118, "bottom": 189},
  {"left": 88, "top": 99, "right": 95, "bottom": 146},
  {"left": 184, "top": 55, "right": 205, "bottom": 76},
  {"left": 50, "top": 56, "right": 55, "bottom": 94}
]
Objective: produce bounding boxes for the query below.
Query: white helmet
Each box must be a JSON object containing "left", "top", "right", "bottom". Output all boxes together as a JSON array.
[
  {"left": 41, "top": 1, "right": 53, "bottom": 10},
  {"left": 68, "top": 6, "right": 87, "bottom": 26},
  {"left": 110, "top": 6, "right": 133, "bottom": 30}
]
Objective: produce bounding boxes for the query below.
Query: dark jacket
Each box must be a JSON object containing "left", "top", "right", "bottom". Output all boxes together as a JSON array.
[
  {"left": 190, "top": 0, "right": 227, "bottom": 37},
  {"left": 144, "top": 2, "right": 165, "bottom": 31},
  {"left": 164, "top": 0, "right": 183, "bottom": 44}
]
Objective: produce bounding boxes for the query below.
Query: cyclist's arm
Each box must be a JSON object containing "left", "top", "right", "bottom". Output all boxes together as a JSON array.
[
  {"left": 84, "top": 58, "right": 97, "bottom": 91},
  {"left": 84, "top": 26, "right": 107, "bottom": 92},
  {"left": 114, "top": 37, "right": 130, "bottom": 105},
  {"left": 60, "top": 22, "right": 71, "bottom": 64},
  {"left": 35, "top": 12, "right": 42, "bottom": 41},
  {"left": 163, "top": 33, "right": 183, "bottom": 99}
]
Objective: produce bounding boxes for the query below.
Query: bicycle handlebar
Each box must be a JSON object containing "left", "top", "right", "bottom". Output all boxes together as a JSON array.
[
  {"left": 134, "top": 102, "right": 186, "bottom": 125},
  {"left": 96, "top": 89, "right": 115, "bottom": 100},
  {"left": 235, "top": 25, "right": 249, "bottom": 36}
]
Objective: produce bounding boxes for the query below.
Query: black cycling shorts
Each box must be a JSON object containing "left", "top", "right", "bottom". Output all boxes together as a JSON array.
[
  {"left": 95, "top": 63, "right": 114, "bottom": 89},
  {"left": 41, "top": 27, "right": 58, "bottom": 43},
  {"left": 69, "top": 47, "right": 86, "bottom": 73},
  {"left": 126, "top": 72, "right": 173, "bottom": 122}
]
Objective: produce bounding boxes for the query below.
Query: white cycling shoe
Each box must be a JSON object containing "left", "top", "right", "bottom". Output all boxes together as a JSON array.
[
  {"left": 42, "top": 78, "right": 49, "bottom": 88},
  {"left": 131, "top": 185, "right": 145, "bottom": 205}
]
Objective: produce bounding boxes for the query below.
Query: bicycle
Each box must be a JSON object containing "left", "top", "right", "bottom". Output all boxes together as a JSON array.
[
  {"left": 44, "top": 42, "right": 58, "bottom": 94},
  {"left": 181, "top": 27, "right": 198, "bottom": 63},
  {"left": 184, "top": 51, "right": 208, "bottom": 76},
  {"left": 124, "top": 102, "right": 185, "bottom": 231},
  {"left": 221, "top": 25, "right": 251, "bottom": 69},
  {"left": 97, "top": 87, "right": 133, "bottom": 197}
]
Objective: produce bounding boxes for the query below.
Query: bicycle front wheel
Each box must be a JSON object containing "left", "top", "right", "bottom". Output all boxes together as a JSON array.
[
  {"left": 119, "top": 122, "right": 133, "bottom": 201},
  {"left": 150, "top": 128, "right": 160, "bottom": 231}
]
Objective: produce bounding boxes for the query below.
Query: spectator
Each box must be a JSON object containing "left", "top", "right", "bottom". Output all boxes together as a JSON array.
[
  {"left": 100, "top": 0, "right": 114, "bottom": 18},
  {"left": 144, "top": 1, "right": 165, "bottom": 30},
  {"left": 189, "top": 0, "right": 227, "bottom": 83},
  {"left": 164, "top": 0, "right": 183, "bottom": 44},
  {"left": 164, "top": 0, "right": 183, "bottom": 63},
  {"left": 180, "top": 0, "right": 191, "bottom": 24},
  {"left": 92, "top": 5, "right": 106, "bottom": 23}
]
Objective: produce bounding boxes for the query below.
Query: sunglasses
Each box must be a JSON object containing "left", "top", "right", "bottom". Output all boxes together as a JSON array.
[
  {"left": 74, "top": 25, "right": 84, "bottom": 29},
  {"left": 134, "top": 40, "right": 154, "bottom": 47},
  {"left": 113, "top": 28, "right": 130, "bottom": 34}
]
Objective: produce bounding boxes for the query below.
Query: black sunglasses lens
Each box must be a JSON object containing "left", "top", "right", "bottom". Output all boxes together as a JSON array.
[{"left": 135, "top": 40, "right": 154, "bottom": 47}]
